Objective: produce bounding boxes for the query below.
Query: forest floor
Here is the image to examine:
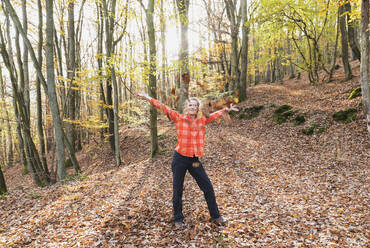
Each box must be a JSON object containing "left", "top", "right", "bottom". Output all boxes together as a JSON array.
[{"left": 1, "top": 61, "right": 369, "bottom": 247}]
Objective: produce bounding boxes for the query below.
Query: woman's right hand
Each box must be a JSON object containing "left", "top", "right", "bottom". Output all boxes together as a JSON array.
[{"left": 135, "top": 91, "right": 151, "bottom": 101}]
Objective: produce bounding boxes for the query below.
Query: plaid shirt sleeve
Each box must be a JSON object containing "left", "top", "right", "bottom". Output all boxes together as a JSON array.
[
  {"left": 205, "top": 108, "right": 226, "bottom": 124},
  {"left": 150, "top": 98, "right": 179, "bottom": 122}
]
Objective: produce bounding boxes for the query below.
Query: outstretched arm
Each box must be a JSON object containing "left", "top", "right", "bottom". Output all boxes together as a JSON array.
[
  {"left": 205, "top": 104, "right": 239, "bottom": 124},
  {"left": 134, "top": 91, "right": 179, "bottom": 122}
]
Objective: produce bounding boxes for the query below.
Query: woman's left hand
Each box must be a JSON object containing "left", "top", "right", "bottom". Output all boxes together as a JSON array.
[{"left": 226, "top": 104, "right": 239, "bottom": 112}]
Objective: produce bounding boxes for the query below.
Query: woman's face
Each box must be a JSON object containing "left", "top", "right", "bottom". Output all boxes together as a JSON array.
[{"left": 188, "top": 100, "right": 199, "bottom": 115}]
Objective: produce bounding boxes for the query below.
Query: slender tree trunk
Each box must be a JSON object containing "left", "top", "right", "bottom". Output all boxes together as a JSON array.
[
  {"left": 224, "top": 0, "right": 241, "bottom": 92},
  {"left": 67, "top": 1, "right": 77, "bottom": 151},
  {"left": 160, "top": 0, "right": 167, "bottom": 102},
  {"left": 0, "top": 31, "right": 48, "bottom": 186},
  {"left": 360, "top": 0, "right": 369, "bottom": 139},
  {"left": 329, "top": 12, "right": 340, "bottom": 82},
  {"left": 239, "top": 0, "right": 248, "bottom": 102},
  {"left": 21, "top": 0, "right": 30, "bottom": 128},
  {"left": 176, "top": 0, "right": 190, "bottom": 112},
  {"left": 0, "top": 164, "right": 7, "bottom": 195},
  {"left": 97, "top": 1, "right": 105, "bottom": 144},
  {"left": 0, "top": 68, "right": 13, "bottom": 168},
  {"left": 36, "top": 0, "right": 48, "bottom": 175},
  {"left": 102, "top": 0, "right": 116, "bottom": 152},
  {"left": 146, "top": 0, "right": 158, "bottom": 157},
  {"left": 339, "top": 4, "right": 353, "bottom": 80},
  {"left": 345, "top": 2, "right": 361, "bottom": 62},
  {"left": 3, "top": 0, "right": 80, "bottom": 180},
  {"left": 46, "top": 0, "right": 66, "bottom": 181}
]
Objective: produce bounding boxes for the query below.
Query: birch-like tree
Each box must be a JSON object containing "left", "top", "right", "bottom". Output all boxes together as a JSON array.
[{"left": 360, "top": 0, "right": 369, "bottom": 139}]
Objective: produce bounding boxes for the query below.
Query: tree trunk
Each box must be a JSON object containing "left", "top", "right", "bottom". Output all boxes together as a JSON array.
[
  {"left": 338, "top": 4, "right": 353, "bottom": 80},
  {"left": 0, "top": 68, "right": 13, "bottom": 168},
  {"left": 97, "top": 1, "right": 105, "bottom": 144},
  {"left": 102, "top": 0, "right": 116, "bottom": 152},
  {"left": 160, "top": 0, "right": 167, "bottom": 102},
  {"left": 3, "top": 0, "right": 80, "bottom": 181},
  {"left": 329, "top": 11, "right": 340, "bottom": 82},
  {"left": 46, "top": 0, "right": 66, "bottom": 181},
  {"left": 360, "top": 0, "right": 369, "bottom": 139},
  {"left": 224, "top": 0, "right": 241, "bottom": 92},
  {"left": 238, "top": 0, "right": 248, "bottom": 102},
  {"left": 67, "top": 0, "right": 77, "bottom": 151},
  {"left": 345, "top": 2, "right": 361, "bottom": 62},
  {"left": 0, "top": 31, "right": 49, "bottom": 186},
  {"left": 21, "top": 0, "right": 30, "bottom": 131},
  {"left": 0, "top": 165, "right": 7, "bottom": 195},
  {"left": 176, "top": 0, "right": 190, "bottom": 113},
  {"left": 37, "top": 0, "right": 48, "bottom": 175},
  {"left": 146, "top": 0, "right": 159, "bottom": 157}
]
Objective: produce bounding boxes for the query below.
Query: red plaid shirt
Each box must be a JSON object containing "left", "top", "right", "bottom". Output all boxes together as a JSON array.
[{"left": 151, "top": 98, "right": 226, "bottom": 157}]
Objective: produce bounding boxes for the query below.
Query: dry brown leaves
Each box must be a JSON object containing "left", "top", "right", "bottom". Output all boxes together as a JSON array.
[{"left": 0, "top": 61, "right": 368, "bottom": 247}]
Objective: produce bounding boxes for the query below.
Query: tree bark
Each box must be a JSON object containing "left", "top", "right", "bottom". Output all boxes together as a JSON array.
[
  {"left": 37, "top": 0, "right": 48, "bottom": 175},
  {"left": 239, "top": 0, "right": 248, "bottom": 102},
  {"left": 176, "top": 0, "right": 190, "bottom": 113},
  {"left": 329, "top": 11, "right": 340, "bottom": 82},
  {"left": 97, "top": 1, "right": 105, "bottom": 144},
  {"left": 360, "top": 0, "right": 369, "bottom": 139},
  {"left": 67, "top": 0, "right": 77, "bottom": 151},
  {"left": 146, "top": 0, "right": 159, "bottom": 157},
  {"left": 0, "top": 68, "right": 13, "bottom": 168},
  {"left": 160, "top": 0, "right": 167, "bottom": 102},
  {"left": 21, "top": 0, "right": 30, "bottom": 128},
  {"left": 0, "top": 165, "right": 7, "bottom": 195},
  {"left": 102, "top": 0, "right": 116, "bottom": 152},
  {"left": 345, "top": 2, "right": 361, "bottom": 62},
  {"left": 0, "top": 31, "right": 49, "bottom": 186},
  {"left": 338, "top": 4, "right": 353, "bottom": 80},
  {"left": 46, "top": 0, "right": 66, "bottom": 181},
  {"left": 224, "top": 0, "right": 241, "bottom": 92}
]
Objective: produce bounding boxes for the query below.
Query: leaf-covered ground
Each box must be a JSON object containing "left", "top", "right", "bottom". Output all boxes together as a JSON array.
[{"left": 1, "top": 62, "right": 369, "bottom": 247}]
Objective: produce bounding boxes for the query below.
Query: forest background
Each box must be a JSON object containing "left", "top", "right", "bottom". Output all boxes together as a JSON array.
[{"left": 0, "top": 0, "right": 369, "bottom": 246}]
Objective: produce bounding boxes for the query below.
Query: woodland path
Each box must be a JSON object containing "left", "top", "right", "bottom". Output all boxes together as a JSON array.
[{"left": 1, "top": 66, "right": 369, "bottom": 247}]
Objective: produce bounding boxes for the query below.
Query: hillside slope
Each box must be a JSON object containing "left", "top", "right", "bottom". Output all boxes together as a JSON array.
[{"left": 1, "top": 61, "right": 369, "bottom": 247}]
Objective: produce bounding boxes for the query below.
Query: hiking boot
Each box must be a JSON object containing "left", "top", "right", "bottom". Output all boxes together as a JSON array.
[
  {"left": 174, "top": 221, "right": 184, "bottom": 228},
  {"left": 210, "top": 216, "right": 227, "bottom": 226}
]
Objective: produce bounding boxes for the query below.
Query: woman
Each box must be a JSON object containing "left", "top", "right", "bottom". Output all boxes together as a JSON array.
[{"left": 135, "top": 91, "right": 238, "bottom": 228}]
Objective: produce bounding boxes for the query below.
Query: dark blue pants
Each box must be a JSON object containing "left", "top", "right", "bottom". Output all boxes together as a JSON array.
[{"left": 171, "top": 151, "right": 220, "bottom": 222}]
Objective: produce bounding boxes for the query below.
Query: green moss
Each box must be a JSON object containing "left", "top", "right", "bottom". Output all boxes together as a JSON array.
[
  {"left": 333, "top": 108, "right": 357, "bottom": 123},
  {"left": 65, "top": 158, "right": 73, "bottom": 168},
  {"left": 348, "top": 87, "right": 361, "bottom": 99},
  {"left": 239, "top": 106, "right": 264, "bottom": 119},
  {"left": 158, "top": 134, "right": 168, "bottom": 140},
  {"left": 301, "top": 124, "right": 325, "bottom": 135},
  {"left": 29, "top": 192, "right": 42, "bottom": 199},
  {"left": 317, "top": 127, "right": 325, "bottom": 134},
  {"left": 61, "top": 173, "right": 87, "bottom": 184},
  {"left": 274, "top": 105, "right": 292, "bottom": 114},
  {"left": 236, "top": 105, "right": 264, "bottom": 120},
  {"left": 273, "top": 105, "right": 294, "bottom": 124},
  {"left": 293, "top": 115, "right": 306, "bottom": 126},
  {"left": 301, "top": 124, "right": 318, "bottom": 135}
]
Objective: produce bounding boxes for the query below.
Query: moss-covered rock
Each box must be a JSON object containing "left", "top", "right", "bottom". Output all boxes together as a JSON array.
[
  {"left": 239, "top": 106, "right": 264, "bottom": 120},
  {"left": 273, "top": 105, "right": 293, "bottom": 124},
  {"left": 302, "top": 124, "right": 317, "bottom": 135},
  {"left": 293, "top": 115, "right": 306, "bottom": 126},
  {"left": 301, "top": 124, "right": 325, "bottom": 135},
  {"left": 274, "top": 104, "right": 292, "bottom": 114},
  {"left": 348, "top": 87, "right": 361, "bottom": 100},
  {"left": 333, "top": 108, "right": 357, "bottom": 123}
]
